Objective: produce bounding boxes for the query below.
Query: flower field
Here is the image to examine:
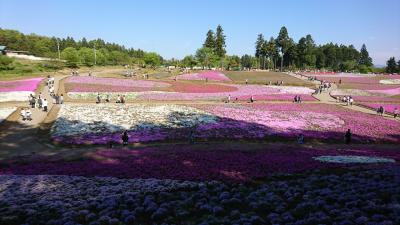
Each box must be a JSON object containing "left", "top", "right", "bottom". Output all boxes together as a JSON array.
[
  {"left": 0, "top": 78, "right": 43, "bottom": 102},
  {"left": 0, "top": 168, "right": 399, "bottom": 224},
  {"left": 50, "top": 103, "right": 400, "bottom": 144},
  {"left": 175, "top": 71, "right": 231, "bottom": 81},
  {"left": 1, "top": 144, "right": 399, "bottom": 181},
  {"left": 0, "top": 107, "right": 16, "bottom": 123},
  {"left": 380, "top": 79, "right": 400, "bottom": 85},
  {"left": 64, "top": 76, "right": 171, "bottom": 92},
  {"left": 66, "top": 81, "right": 317, "bottom": 102}
]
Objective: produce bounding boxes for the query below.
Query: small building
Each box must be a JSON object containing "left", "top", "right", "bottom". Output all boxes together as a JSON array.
[{"left": 0, "top": 46, "right": 6, "bottom": 55}]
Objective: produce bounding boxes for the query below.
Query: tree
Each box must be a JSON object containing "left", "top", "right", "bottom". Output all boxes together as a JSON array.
[
  {"left": 196, "top": 47, "right": 218, "bottom": 69},
  {"left": 61, "top": 47, "right": 79, "bottom": 67},
  {"left": 78, "top": 47, "right": 95, "bottom": 66},
  {"left": 266, "top": 37, "right": 277, "bottom": 70},
  {"left": 276, "top": 26, "right": 291, "bottom": 68},
  {"left": 386, "top": 57, "right": 397, "bottom": 73},
  {"left": 255, "top": 34, "right": 265, "bottom": 68},
  {"left": 181, "top": 55, "right": 197, "bottom": 69},
  {"left": 214, "top": 25, "right": 226, "bottom": 58},
  {"left": 224, "top": 55, "right": 240, "bottom": 70},
  {"left": 240, "top": 54, "right": 253, "bottom": 70},
  {"left": 358, "top": 44, "right": 373, "bottom": 67},
  {"left": 203, "top": 30, "right": 215, "bottom": 49},
  {"left": 143, "top": 52, "right": 161, "bottom": 68}
]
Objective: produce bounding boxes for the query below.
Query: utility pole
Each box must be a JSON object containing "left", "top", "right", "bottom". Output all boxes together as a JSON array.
[
  {"left": 57, "top": 39, "right": 61, "bottom": 60},
  {"left": 94, "top": 43, "right": 97, "bottom": 65}
]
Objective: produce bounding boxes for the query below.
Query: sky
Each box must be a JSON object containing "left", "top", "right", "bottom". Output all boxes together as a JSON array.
[{"left": 0, "top": 0, "right": 399, "bottom": 65}]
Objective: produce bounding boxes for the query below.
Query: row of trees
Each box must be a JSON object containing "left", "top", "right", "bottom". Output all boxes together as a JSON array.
[
  {"left": 386, "top": 57, "right": 400, "bottom": 73},
  {"left": 177, "top": 26, "right": 377, "bottom": 73},
  {"left": 179, "top": 25, "right": 228, "bottom": 69},
  {"left": 0, "top": 28, "right": 163, "bottom": 68},
  {"left": 254, "top": 27, "right": 373, "bottom": 72}
]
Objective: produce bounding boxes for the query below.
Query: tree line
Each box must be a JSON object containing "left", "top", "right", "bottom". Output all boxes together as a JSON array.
[
  {"left": 0, "top": 28, "right": 162, "bottom": 68},
  {"left": 253, "top": 26, "right": 374, "bottom": 73},
  {"left": 385, "top": 57, "right": 400, "bottom": 74}
]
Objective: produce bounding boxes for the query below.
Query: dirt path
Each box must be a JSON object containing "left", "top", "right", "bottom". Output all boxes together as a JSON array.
[{"left": 0, "top": 75, "right": 67, "bottom": 159}]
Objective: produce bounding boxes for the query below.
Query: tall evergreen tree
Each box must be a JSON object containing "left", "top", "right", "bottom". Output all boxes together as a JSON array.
[
  {"left": 386, "top": 57, "right": 397, "bottom": 73},
  {"left": 203, "top": 30, "right": 215, "bottom": 49},
  {"left": 214, "top": 25, "right": 226, "bottom": 58},
  {"left": 358, "top": 44, "right": 373, "bottom": 66},
  {"left": 255, "top": 34, "right": 265, "bottom": 68}
]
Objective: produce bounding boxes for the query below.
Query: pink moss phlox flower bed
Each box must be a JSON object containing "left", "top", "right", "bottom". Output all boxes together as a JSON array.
[
  {"left": 170, "top": 82, "right": 237, "bottom": 93},
  {"left": 0, "top": 78, "right": 43, "bottom": 92},
  {"left": 52, "top": 103, "right": 400, "bottom": 144},
  {"left": 1, "top": 145, "right": 398, "bottom": 182},
  {"left": 368, "top": 87, "right": 400, "bottom": 96},
  {"left": 138, "top": 84, "right": 317, "bottom": 101},
  {"left": 65, "top": 76, "right": 171, "bottom": 92},
  {"left": 175, "top": 71, "right": 231, "bottom": 81},
  {"left": 358, "top": 103, "right": 400, "bottom": 113}
]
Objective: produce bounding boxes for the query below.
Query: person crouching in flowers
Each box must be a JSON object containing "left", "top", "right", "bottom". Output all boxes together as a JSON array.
[
  {"left": 250, "top": 95, "right": 254, "bottom": 103},
  {"left": 121, "top": 131, "right": 129, "bottom": 146}
]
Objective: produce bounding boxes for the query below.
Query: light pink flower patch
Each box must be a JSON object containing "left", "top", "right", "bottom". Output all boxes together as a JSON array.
[
  {"left": 368, "top": 87, "right": 400, "bottom": 96},
  {"left": 65, "top": 76, "right": 170, "bottom": 92},
  {"left": 0, "top": 78, "right": 43, "bottom": 92},
  {"left": 176, "top": 71, "right": 231, "bottom": 81}
]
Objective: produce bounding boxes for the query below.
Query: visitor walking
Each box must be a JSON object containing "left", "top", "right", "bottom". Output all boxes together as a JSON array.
[
  {"left": 38, "top": 97, "right": 43, "bottom": 109},
  {"left": 250, "top": 95, "right": 254, "bottom": 103},
  {"left": 394, "top": 107, "right": 398, "bottom": 119},
  {"left": 345, "top": 129, "right": 352, "bottom": 144},
  {"left": 245, "top": 79, "right": 248, "bottom": 85},
  {"left": 121, "top": 130, "right": 129, "bottom": 146},
  {"left": 42, "top": 99, "right": 48, "bottom": 112},
  {"left": 227, "top": 94, "right": 231, "bottom": 103},
  {"left": 59, "top": 94, "right": 64, "bottom": 104}
]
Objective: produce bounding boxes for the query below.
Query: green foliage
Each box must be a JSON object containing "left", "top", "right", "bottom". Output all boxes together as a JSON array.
[
  {"left": 181, "top": 55, "right": 197, "bottom": 69},
  {"left": 143, "top": 52, "right": 162, "bottom": 68},
  {"left": 203, "top": 30, "right": 215, "bottom": 49},
  {"left": 224, "top": 55, "right": 240, "bottom": 70},
  {"left": 339, "top": 60, "right": 357, "bottom": 72},
  {"left": 78, "top": 47, "right": 95, "bottom": 66},
  {"left": 195, "top": 47, "right": 218, "bottom": 69},
  {"left": 255, "top": 27, "right": 376, "bottom": 72},
  {"left": 0, "top": 55, "right": 14, "bottom": 70},
  {"left": 386, "top": 57, "right": 397, "bottom": 73},
  {"left": 61, "top": 47, "right": 79, "bottom": 68},
  {"left": 240, "top": 54, "right": 253, "bottom": 69},
  {"left": 214, "top": 25, "right": 226, "bottom": 58},
  {"left": 357, "top": 64, "right": 372, "bottom": 74},
  {"left": 0, "top": 28, "right": 160, "bottom": 67},
  {"left": 358, "top": 44, "right": 373, "bottom": 67}
]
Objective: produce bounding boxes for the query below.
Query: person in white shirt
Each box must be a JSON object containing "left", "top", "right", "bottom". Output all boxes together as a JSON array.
[
  {"left": 42, "top": 99, "right": 48, "bottom": 112},
  {"left": 25, "top": 108, "right": 32, "bottom": 121}
]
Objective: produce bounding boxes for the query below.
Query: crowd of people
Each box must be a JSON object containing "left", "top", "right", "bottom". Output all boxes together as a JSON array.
[
  {"left": 293, "top": 95, "right": 302, "bottom": 103},
  {"left": 96, "top": 93, "right": 126, "bottom": 104},
  {"left": 338, "top": 95, "right": 354, "bottom": 106}
]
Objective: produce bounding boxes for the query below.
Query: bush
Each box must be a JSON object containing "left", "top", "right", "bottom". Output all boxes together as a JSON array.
[{"left": 0, "top": 55, "right": 14, "bottom": 70}]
